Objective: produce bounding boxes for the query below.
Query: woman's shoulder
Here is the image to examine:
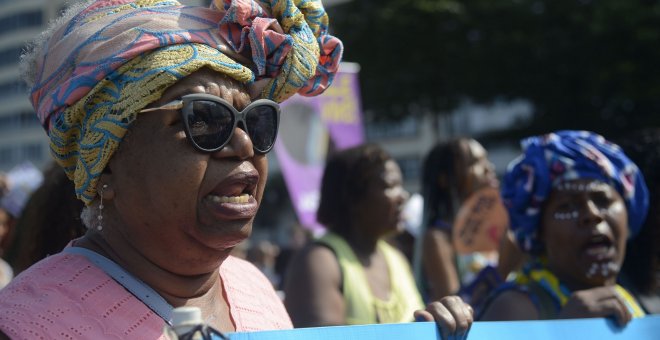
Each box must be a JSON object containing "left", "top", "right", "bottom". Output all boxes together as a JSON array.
[
  {"left": 286, "top": 242, "right": 341, "bottom": 280},
  {"left": 477, "top": 282, "right": 540, "bottom": 321},
  {"left": 282, "top": 242, "right": 342, "bottom": 301},
  {"left": 0, "top": 252, "right": 164, "bottom": 339},
  {"left": 1, "top": 251, "right": 98, "bottom": 293}
]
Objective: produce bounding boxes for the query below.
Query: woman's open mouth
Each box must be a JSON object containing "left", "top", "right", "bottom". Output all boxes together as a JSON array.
[
  {"left": 203, "top": 171, "right": 259, "bottom": 220},
  {"left": 582, "top": 234, "right": 616, "bottom": 261},
  {"left": 207, "top": 193, "right": 251, "bottom": 204}
]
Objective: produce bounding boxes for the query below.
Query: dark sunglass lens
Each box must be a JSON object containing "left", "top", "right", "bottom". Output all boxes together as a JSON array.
[
  {"left": 187, "top": 100, "right": 233, "bottom": 150},
  {"left": 245, "top": 105, "right": 278, "bottom": 152}
]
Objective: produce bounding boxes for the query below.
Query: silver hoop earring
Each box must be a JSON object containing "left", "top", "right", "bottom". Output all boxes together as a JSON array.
[{"left": 97, "top": 184, "right": 107, "bottom": 231}]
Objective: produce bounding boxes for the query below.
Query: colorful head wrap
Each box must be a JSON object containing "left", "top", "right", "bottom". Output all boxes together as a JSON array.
[
  {"left": 27, "top": 0, "right": 343, "bottom": 204},
  {"left": 502, "top": 130, "right": 649, "bottom": 253}
]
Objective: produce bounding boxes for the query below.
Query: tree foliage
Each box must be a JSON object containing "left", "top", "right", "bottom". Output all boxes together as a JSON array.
[{"left": 329, "top": 0, "right": 660, "bottom": 138}]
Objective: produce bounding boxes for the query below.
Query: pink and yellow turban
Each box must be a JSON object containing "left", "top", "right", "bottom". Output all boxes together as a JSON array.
[{"left": 28, "top": 0, "right": 343, "bottom": 204}]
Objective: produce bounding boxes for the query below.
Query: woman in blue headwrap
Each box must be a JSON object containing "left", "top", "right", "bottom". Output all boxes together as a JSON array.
[{"left": 479, "top": 130, "right": 649, "bottom": 326}]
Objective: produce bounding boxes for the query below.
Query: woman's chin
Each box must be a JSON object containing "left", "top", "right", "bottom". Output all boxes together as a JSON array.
[
  {"left": 578, "top": 261, "right": 621, "bottom": 287},
  {"left": 193, "top": 221, "right": 252, "bottom": 250}
]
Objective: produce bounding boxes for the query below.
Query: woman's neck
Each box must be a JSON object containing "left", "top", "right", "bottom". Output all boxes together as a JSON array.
[
  {"left": 75, "top": 231, "right": 224, "bottom": 306},
  {"left": 343, "top": 230, "right": 380, "bottom": 262}
]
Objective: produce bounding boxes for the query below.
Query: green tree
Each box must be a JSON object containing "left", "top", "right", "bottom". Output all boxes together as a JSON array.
[{"left": 330, "top": 0, "right": 660, "bottom": 138}]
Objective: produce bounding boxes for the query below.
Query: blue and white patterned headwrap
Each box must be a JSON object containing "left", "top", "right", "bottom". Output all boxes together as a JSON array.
[{"left": 502, "top": 130, "right": 649, "bottom": 253}]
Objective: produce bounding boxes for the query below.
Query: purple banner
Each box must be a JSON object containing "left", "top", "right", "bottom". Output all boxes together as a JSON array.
[{"left": 274, "top": 63, "right": 364, "bottom": 233}]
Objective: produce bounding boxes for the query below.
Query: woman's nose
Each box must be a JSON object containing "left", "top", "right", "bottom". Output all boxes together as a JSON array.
[
  {"left": 487, "top": 161, "right": 496, "bottom": 174},
  {"left": 398, "top": 187, "right": 410, "bottom": 204},
  {"left": 210, "top": 126, "right": 254, "bottom": 160},
  {"left": 579, "top": 199, "right": 604, "bottom": 226}
]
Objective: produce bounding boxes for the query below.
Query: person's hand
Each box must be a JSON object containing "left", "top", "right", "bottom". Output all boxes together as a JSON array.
[
  {"left": 558, "top": 286, "right": 632, "bottom": 326},
  {"left": 414, "top": 295, "right": 474, "bottom": 340}
]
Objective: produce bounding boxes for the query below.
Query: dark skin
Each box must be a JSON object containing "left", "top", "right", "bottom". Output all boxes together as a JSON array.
[
  {"left": 0, "top": 209, "right": 10, "bottom": 255},
  {"left": 285, "top": 160, "right": 474, "bottom": 339},
  {"left": 285, "top": 160, "right": 409, "bottom": 326},
  {"left": 422, "top": 138, "right": 499, "bottom": 300},
  {"left": 480, "top": 179, "right": 633, "bottom": 326},
  {"left": 74, "top": 68, "right": 267, "bottom": 333}
]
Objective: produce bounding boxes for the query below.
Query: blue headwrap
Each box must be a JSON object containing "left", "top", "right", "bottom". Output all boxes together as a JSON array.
[{"left": 502, "top": 130, "right": 649, "bottom": 253}]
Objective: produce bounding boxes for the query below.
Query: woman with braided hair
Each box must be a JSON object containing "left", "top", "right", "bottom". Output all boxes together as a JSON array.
[{"left": 418, "top": 137, "right": 502, "bottom": 301}]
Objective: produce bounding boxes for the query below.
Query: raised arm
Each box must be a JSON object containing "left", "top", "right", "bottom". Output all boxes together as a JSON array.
[{"left": 422, "top": 228, "right": 461, "bottom": 300}]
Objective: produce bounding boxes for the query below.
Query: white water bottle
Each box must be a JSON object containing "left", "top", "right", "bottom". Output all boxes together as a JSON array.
[{"left": 164, "top": 306, "right": 204, "bottom": 340}]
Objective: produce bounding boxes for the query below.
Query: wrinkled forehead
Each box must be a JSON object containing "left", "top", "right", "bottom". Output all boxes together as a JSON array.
[{"left": 156, "top": 68, "right": 251, "bottom": 109}]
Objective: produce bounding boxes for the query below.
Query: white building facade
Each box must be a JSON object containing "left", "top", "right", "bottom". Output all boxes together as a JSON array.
[
  {"left": 0, "top": 0, "right": 209, "bottom": 172},
  {"left": 0, "top": 0, "right": 69, "bottom": 171}
]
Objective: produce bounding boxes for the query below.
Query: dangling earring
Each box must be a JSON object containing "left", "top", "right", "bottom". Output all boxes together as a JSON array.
[{"left": 97, "top": 184, "right": 107, "bottom": 231}]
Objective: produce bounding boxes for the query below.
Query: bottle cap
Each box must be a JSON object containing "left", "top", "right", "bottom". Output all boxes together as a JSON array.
[{"left": 171, "top": 306, "right": 203, "bottom": 327}]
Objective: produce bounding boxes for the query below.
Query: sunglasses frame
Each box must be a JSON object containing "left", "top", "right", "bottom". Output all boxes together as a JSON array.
[{"left": 140, "top": 93, "right": 280, "bottom": 154}]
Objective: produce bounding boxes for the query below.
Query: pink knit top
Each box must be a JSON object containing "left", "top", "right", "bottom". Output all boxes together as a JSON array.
[{"left": 0, "top": 250, "right": 292, "bottom": 339}]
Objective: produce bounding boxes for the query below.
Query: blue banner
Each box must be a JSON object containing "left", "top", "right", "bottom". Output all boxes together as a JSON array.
[{"left": 226, "top": 315, "right": 660, "bottom": 340}]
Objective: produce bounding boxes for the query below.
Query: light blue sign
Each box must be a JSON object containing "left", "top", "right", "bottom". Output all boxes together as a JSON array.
[{"left": 226, "top": 315, "right": 660, "bottom": 340}]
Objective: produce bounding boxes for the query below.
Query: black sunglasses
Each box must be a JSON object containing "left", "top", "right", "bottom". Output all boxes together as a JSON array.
[{"left": 140, "top": 93, "right": 280, "bottom": 154}]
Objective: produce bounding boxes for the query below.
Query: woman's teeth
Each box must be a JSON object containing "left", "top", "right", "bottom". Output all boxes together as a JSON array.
[
  {"left": 585, "top": 262, "right": 619, "bottom": 278},
  {"left": 585, "top": 245, "right": 610, "bottom": 257},
  {"left": 208, "top": 193, "right": 250, "bottom": 203}
]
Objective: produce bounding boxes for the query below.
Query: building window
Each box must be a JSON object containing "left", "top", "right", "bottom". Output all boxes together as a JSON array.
[
  {"left": 365, "top": 116, "right": 419, "bottom": 140},
  {"left": 0, "top": 46, "right": 23, "bottom": 68},
  {"left": 19, "top": 111, "right": 38, "bottom": 127},
  {"left": 0, "top": 110, "right": 39, "bottom": 132},
  {"left": 0, "top": 80, "right": 28, "bottom": 100},
  {"left": 0, "top": 142, "right": 45, "bottom": 170},
  {"left": 23, "top": 143, "right": 43, "bottom": 160},
  {"left": 0, "top": 146, "right": 15, "bottom": 165},
  {"left": 0, "top": 10, "right": 43, "bottom": 36},
  {"left": 396, "top": 156, "right": 421, "bottom": 182}
]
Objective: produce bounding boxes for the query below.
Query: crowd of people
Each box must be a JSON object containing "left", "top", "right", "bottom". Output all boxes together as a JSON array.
[{"left": 0, "top": 0, "right": 657, "bottom": 339}]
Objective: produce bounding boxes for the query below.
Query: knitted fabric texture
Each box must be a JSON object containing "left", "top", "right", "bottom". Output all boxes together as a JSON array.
[
  {"left": 29, "top": 0, "right": 343, "bottom": 203},
  {"left": 0, "top": 251, "right": 291, "bottom": 338},
  {"left": 502, "top": 130, "right": 649, "bottom": 253}
]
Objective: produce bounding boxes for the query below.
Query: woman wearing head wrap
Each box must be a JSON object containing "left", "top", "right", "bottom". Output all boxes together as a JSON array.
[
  {"left": 479, "top": 130, "right": 649, "bottom": 326},
  {"left": 0, "top": 0, "right": 342, "bottom": 338}
]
